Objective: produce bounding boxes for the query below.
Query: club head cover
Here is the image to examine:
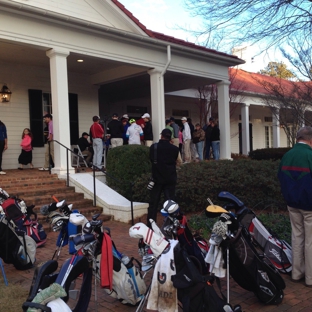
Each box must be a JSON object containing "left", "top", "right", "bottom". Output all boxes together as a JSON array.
[{"left": 129, "top": 222, "right": 168, "bottom": 257}]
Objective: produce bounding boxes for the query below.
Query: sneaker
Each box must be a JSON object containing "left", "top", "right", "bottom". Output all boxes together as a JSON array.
[
  {"left": 38, "top": 167, "right": 49, "bottom": 171},
  {"left": 0, "top": 171, "right": 6, "bottom": 175}
]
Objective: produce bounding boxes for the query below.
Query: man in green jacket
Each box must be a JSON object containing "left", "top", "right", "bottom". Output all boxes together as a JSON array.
[{"left": 278, "top": 126, "right": 312, "bottom": 287}]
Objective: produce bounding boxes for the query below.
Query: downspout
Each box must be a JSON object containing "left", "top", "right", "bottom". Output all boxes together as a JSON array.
[{"left": 161, "top": 45, "right": 171, "bottom": 75}]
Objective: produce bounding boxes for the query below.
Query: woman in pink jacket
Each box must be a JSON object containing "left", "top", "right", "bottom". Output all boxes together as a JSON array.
[{"left": 18, "top": 128, "right": 33, "bottom": 169}]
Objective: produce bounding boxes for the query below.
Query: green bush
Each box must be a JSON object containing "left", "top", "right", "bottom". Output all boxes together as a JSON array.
[
  {"left": 249, "top": 147, "right": 291, "bottom": 160},
  {"left": 173, "top": 159, "right": 285, "bottom": 213},
  {"left": 188, "top": 212, "right": 291, "bottom": 243},
  {"left": 106, "top": 145, "right": 151, "bottom": 198}
]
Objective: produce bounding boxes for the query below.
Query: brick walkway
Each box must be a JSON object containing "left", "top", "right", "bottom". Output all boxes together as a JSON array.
[{"left": 1, "top": 169, "right": 312, "bottom": 311}]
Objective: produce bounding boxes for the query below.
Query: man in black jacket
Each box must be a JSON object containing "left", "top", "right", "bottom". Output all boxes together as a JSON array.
[
  {"left": 142, "top": 113, "right": 153, "bottom": 147},
  {"left": 107, "top": 113, "right": 124, "bottom": 148},
  {"left": 147, "top": 128, "right": 180, "bottom": 227},
  {"left": 77, "top": 132, "right": 93, "bottom": 165}
]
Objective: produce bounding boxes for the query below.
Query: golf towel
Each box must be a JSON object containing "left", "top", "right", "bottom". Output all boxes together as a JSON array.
[{"left": 147, "top": 240, "right": 178, "bottom": 312}]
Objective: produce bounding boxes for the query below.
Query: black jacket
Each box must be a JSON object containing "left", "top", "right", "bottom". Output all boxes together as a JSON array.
[
  {"left": 78, "top": 137, "right": 90, "bottom": 152},
  {"left": 210, "top": 126, "right": 220, "bottom": 141},
  {"left": 107, "top": 119, "right": 123, "bottom": 138},
  {"left": 150, "top": 140, "right": 179, "bottom": 185},
  {"left": 143, "top": 121, "right": 153, "bottom": 140}
]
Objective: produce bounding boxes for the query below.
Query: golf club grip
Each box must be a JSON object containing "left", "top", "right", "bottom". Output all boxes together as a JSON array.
[{"left": 52, "top": 195, "right": 59, "bottom": 203}]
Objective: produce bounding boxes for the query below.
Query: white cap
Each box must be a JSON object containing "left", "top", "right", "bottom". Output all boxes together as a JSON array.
[
  {"left": 181, "top": 117, "right": 187, "bottom": 121},
  {"left": 122, "top": 114, "right": 129, "bottom": 119},
  {"left": 141, "top": 113, "right": 150, "bottom": 118}
]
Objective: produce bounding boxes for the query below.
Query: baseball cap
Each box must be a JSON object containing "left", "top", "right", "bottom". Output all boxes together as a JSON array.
[
  {"left": 169, "top": 117, "right": 175, "bottom": 121},
  {"left": 129, "top": 118, "right": 136, "bottom": 124},
  {"left": 43, "top": 113, "right": 52, "bottom": 119},
  {"left": 122, "top": 114, "right": 129, "bottom": 119},
  {"left": 209, "top": 117, "right": 215, "bottom": 121},
  {"left": 181, "top": 117, "right": 187, "bottom": 121},
  {"left": 82, "top": 132, "right": 89, "bottom": 136},
  {"left": 112, "top": 113, "right": 118, "bottom": 117},
  {"left": 160, "top": 128, "right": 172, "bottom": 140},
  {"left": 141, "top": 113, "right": 150, "bottom": 118}
]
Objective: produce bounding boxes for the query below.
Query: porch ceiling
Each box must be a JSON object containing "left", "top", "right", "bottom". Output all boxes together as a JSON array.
[{"left": 0, "top": 39, "right": 218, "bottom": 98}]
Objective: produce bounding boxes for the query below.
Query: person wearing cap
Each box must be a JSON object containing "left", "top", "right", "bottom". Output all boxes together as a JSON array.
[
  {"left": 106, "top": 113, "right": 123, "bottom": 148},
  {"left": 165, "top": 119, "right": 174, "bottom": 140},
  {"left": 141, "top": 113, "right": 153, "bottom": 147},
  {"left": 192, "top": 123, "right": 205, "bottom": 161},
  {"left": 90, "top": 115, "right": 104, "bottom": 169},
  {"left": 39, "top": 113, "right": 54, "bottom": 171},
  {"left": 126, "top": 119, "right": 143, "bottom": 145},
  {"left": 121, "top": 118, "right": 130, "bottom": 145},
  {"left": 147, "top": 128, "right": 180, "bottom": 228},
  {"left": 181, "top": 117, "right": 191, "bottom": 163},
  {"left": 169, "top": 117, "right": 183, "bottom": 164},
  {"left": 77, "top": 132, "right": 93, "bottom": 166}
]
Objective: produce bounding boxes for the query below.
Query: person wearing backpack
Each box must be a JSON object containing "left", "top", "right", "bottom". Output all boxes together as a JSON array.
[
  {"left": 278, "top": 126, "right": 312, "bottom": 288},
  {"left": 18, "top": 128, "right": 34, "bottom": 170}
]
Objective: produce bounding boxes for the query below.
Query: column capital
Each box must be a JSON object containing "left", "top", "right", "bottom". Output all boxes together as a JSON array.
[
  {"left": 46, "top": 48, "right": 70, "bottom": 58},
  {"left": 217, "top": 80, "right": 231, "bottom": 86},
  {"left": 147, "top": 68, "right": 163, "bottom": 76},
  {"left": 241, "top": 103, "right": 250, "bottom": 107}
]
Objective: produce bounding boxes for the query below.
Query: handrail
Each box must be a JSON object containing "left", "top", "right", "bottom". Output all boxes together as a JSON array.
[{"left": 50, "top": 140, "right": 136, "bottom": 225}]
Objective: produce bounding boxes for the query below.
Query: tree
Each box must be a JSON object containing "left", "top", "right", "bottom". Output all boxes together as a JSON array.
[
  {"left": 252, "top": 75, "right": 312, "bottom": 145},
  {"left": 183, "top": 0, "right": 312, "bottom": 52},
  {"left": 259, "top": 62, "right": 295, "bottom": 80}
]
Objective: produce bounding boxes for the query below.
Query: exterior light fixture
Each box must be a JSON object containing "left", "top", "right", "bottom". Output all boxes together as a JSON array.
[
  {"left": 0, "top": 85, "right": 12, "bottom": 103},
  {"left": 77, "top": 59, "right": 84, "bottom": 63}
]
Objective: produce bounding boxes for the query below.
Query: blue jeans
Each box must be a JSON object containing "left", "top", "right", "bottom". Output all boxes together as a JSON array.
[
  {"left": 195, "top": 141, "right": 204, "bottom": 160},
  {"left": 205, "top": 139, "right": 212, "bottom": 160},
  {"left": 211, "top": 141, "right": 220, "bottom": 160}
]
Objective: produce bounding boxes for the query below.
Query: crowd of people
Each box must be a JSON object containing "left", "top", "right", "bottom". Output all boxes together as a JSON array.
[{"left": 0, "top": 114, "right": 221, "bottom": 174}]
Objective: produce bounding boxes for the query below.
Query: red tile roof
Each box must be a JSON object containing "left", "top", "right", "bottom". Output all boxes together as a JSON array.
[
  {"left": 230, "top": 68, "right": 312, "bottom": 97},
  {"left": 111, "top": 0, "right": 240, "bottom": 61}
]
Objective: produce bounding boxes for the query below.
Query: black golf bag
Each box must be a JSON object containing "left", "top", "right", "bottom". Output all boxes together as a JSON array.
[{"left": 219, "top": 215, "right": 285, "bottom": 305}]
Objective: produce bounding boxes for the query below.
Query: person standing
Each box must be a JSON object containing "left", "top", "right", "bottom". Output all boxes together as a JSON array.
[
  {"left": 165, "top": 119, "right": 174, "bottom": 140},
  {"left": 0, "top": 120, "right": 8, "bottom": 175},
  {"left": 210, "top": 119, "right": 220, "bottom": 160},
  {"left": 18, "top": 128, "right": 34, "bottom": 169},
  {"left": 170, "top": 117, "right": 183, "bottom": 163},
  {"left": 90, "top": 116, "right": 104, "bottom": 169},
  {"left": 106, "top": 113, "right": 123, "bottom": 148},
  {"left": 187, "top": 118, "right": 198, "bottom": 161},
  {"left": 142, "top": 113, "right": 153, "bottom": 147},
  {"left": 181, "top": 117, "right": 191, "bottom": 163},
  {"left": 77, "top": 132, "right": 93, "bottom": 166},
  {"left": 39, "top": 113, "right": 54, "bottom": 171},
  {"left": 126, "top": 119, "right": 143, "bottom": 145},
  {"left": 121, "top": 117, "right": 130, "bottom": 145},
  {"left": 136, "top": 116, "right": 145, "bottom": 145},
  {"left": 204, "top": 118, "right": 214, "bottom": 161},
  {"left": 278, "top": 126, "right": 312, "bottom": 287},
  {"left": 192, "top": 123, "right": 205, "bottom": 161},
  {"left": 147, "top": 128, "right": 180, "bottom": 227}
]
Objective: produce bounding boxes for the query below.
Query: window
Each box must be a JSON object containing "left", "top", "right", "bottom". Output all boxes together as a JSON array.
[
  {"left": 172, "top": 109, "right": 189, "bottom": 117},
  {"left": 265, "top": 126, "right": 273, "bottom": 148},
  {"left": 43, "top": 93, "right": 52, "bottom": 115},
  {"left": 127, "top": 106, "right": 147, "bottom": 115},
  {"left": 264, "top": 116, "right": 273, "bottom": 122}
]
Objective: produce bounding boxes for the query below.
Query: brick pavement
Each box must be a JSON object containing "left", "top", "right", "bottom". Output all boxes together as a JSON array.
[{"left": 1, "top": 169, "right": 312, "bottom": 311}]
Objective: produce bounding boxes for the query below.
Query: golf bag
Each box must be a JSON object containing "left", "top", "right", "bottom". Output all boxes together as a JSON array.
[
  {"left": 0, "top": 215, "right": 36, "bottom": 270},
  {"left": 2, "top": 196, "right": 47, "bottom": 247},
  {"left": 219, "top": 217, "right": 285, "bottom": 305},
  {"left": 172, "top": 245, "right": 240, "bottom": 312},
  {"left": 101, "top": 231, "right": 147, "bottom": 305},
  {"left": 218, "top": 191, "right": 292, "bottom": 273}
]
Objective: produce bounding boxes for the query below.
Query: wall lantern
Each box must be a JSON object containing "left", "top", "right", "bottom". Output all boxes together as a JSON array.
[{"left": 0, "top": 85, "right": 12, "bottom": 103}]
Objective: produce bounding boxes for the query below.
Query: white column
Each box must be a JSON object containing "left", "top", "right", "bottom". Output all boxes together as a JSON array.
[
  {"left": 148, "top": 68, "right": 165, "bottom": 142},
  {"left": 46, "top": 48, "right": 74, "bottom": 175},
  {"left": 272, "top": 109, "right": 280, "bottom": 148},
  {"left": 217, "top": 80, "right": 231, "bottom": 159},
  {"left": 241, "top": 103, "right": 250, "bottom": 155}
]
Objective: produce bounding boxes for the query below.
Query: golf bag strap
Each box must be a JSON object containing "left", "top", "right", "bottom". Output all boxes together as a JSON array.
[
  {"left": 214, "top": 276, "right": 227, "bottom": 302},
  {"left": 22, "top": 302, "right": 52, "bottom": 312}
]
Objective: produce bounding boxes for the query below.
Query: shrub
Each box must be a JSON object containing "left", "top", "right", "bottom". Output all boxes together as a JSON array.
[
  {"left": 174, "top": 159, "right": 285, "bottom": 213},
  {"left": 106, "top": 144, "right": 151, "bottom": 198},
  {"left": 249, "top": 147, "right": 291, "bottom": 160},
  {"left": 188, "top": 212, "right": 291, "bottom": 243}
]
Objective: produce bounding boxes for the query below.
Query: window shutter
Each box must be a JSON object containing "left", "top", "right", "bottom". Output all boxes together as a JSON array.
[
  {"left": 69, "top": 93, "right": 79, "bottom": 145},
  {"left": 28, "top": 89, "right": 44, "bottom": 147}
]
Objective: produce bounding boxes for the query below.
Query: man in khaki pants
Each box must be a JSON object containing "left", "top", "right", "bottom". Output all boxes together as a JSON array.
[{"left": 169, "top": 117, "right": 182, "bottom": 164}]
